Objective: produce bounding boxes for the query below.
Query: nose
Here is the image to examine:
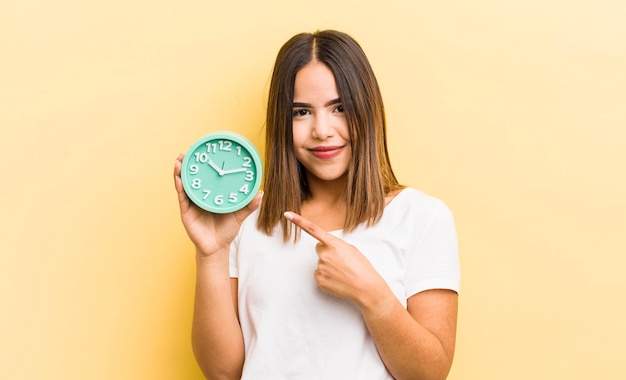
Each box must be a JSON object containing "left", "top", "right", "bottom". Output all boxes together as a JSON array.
[{"left": 311, "top": 113, "right": 335, "bottom": 140}]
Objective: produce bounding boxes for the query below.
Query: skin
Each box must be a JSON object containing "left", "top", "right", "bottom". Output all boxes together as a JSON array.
[
  {"left": 174, "top": 154, "right": 261, "bottom": 379},
  {"left": 174, "top": 60, "right": 458, "bottom": 380}
]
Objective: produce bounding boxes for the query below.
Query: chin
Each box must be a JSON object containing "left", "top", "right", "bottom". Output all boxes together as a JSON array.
[{"left": 309, "top": 170, "right": 349, "bottom": 183}]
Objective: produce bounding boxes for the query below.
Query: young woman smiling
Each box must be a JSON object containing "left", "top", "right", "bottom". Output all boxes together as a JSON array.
[{"left": 174, "top": 30, "right": 460, "bottom": 380}]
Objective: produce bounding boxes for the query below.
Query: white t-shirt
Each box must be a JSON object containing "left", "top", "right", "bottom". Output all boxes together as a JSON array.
[{"left": 230, "top": 188, "right": 460, "bottom": 379}]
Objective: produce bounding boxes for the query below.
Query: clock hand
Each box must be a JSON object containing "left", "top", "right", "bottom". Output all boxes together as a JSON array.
[
  {"left": 221, "top": 167, "right": 248, "bottom": 175},
  {"left": 207, "top": 159, "right": 225, "bottom": 176}
]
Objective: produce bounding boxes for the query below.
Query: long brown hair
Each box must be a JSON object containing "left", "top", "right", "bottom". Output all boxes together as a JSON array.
[{"left": 257, "top": 30, "right": 403, "bottom": 241}]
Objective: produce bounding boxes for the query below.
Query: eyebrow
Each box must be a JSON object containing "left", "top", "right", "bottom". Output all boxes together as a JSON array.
[{"left": 292, "top": 98, "right": 342, "bottom": 108}]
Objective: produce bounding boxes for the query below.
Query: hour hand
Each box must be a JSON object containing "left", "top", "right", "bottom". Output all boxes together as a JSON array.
[
  {"left": 207, "top": 159, "right": 225, "bottom": 176},
  {"left": 221, "top": 167, "right": 247, "bottom": 175}
]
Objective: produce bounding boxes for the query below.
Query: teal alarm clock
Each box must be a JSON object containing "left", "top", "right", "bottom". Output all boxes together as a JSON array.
[{"left": 181, "top": 131, "right": 263, "bottom": 213}]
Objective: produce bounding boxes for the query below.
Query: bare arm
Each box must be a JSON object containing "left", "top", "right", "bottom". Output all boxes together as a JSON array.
[
  {"left": 359, "top": 288, "right": 458, "bottom": 380},
  {"left": 174, "top": 154, "right": 261, "bottom": 379},
  {"left": 191, "top": 253, "right": 244, "bottom": 379}
]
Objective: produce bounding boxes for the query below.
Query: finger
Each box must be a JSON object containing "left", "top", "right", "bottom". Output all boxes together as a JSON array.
[
  {"left": 173, "top": 153, "right": 184, "bottom": 184},
  {"left": 283, "top": 211, "right": 335, "bottom": 245},
  {"left": 173, "top": 156, "right": 185, "bottom": 193},
  {"left": 247, "top": 190, "right": 264, "bottom": 211},
  {"left": 173, "top": 154, "right": 192, "bottom": 212},
  {"left": 233, "top": 191, "right": 264, "bottom": 224}
]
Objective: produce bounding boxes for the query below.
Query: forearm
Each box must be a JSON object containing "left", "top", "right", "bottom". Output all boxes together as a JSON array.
[
  {"left": 192, "top": 250, "right": 244, "bottom": 379},
  {"left": 359, "top": 290, "right": 454, "bottom": 380}
]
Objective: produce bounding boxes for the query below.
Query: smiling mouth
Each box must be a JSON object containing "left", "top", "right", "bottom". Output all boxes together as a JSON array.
[{"left": 309, "top": 145, "right": 344, "bottom": 159}]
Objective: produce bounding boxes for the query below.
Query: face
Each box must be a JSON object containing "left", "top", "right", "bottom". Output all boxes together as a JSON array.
[{"left": 292, "top": 61, "right": 351, "bottom": 184}]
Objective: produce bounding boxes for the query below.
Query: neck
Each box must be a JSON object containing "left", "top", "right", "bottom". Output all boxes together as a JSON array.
[
  {"left": 305, "top": 174, "right": 347, "bottom": 204},
  {"left": 300, "top": 174, "right": 348, "bottom": 231}
]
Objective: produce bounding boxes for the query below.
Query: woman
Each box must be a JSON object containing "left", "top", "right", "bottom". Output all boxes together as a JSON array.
[{"left": 174, "top": 30, "right": 460, "bottom": 380}]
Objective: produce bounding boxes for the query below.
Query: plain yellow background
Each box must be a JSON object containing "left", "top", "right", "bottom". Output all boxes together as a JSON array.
[{"left": 1, "top": 0, "right": 625, "bottom": 379}]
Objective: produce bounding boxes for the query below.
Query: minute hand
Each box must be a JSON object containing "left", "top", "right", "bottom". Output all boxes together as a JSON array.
[{"left": 221, "top": 167, "right": 248, "bottom": 175}]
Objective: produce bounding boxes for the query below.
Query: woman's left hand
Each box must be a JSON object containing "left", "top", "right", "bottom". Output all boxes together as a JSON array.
[{"left": 284, "top": 211, "right": 390, "bottom": 307}]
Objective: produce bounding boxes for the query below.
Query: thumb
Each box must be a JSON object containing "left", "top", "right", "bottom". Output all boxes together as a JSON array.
[{"left": 234, "top": 191, "right": 263, "bottom": 222}]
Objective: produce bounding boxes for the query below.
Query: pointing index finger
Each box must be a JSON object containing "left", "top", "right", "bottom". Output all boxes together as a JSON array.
[{"left": 284, "top": 211, "right": 334, "bottom": 245}]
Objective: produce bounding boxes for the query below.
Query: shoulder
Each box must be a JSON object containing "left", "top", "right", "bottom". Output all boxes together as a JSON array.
[
  {"left": 387, "top": 188, "right": 453, "bottom": 219},
  {"left": 233, "top": 208, "right": 263, "bottom": 243},
  {"left": 362, "top": 187, "right": 457, "bottom": 246},
  {"left": 381, "top": 188, "right": 457, "bottom": 244},
  {"left": 235, "top": 205, "right": 284, "bottom": 245}
]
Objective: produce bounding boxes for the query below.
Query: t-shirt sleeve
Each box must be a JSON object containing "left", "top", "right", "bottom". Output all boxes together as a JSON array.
[
  {"left": 405, "top": 201, "right": 460, "bottom": 297},
  {"left": 229, "top": 208, "right": 263, "bottom": 279},
  {"left": 229, "top": 233, "right": 240, "bottom": 278}
]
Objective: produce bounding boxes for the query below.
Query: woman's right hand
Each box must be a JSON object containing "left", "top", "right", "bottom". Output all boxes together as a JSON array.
[{"left": 173, "top": 153, "right": 263, "bottom": 257}]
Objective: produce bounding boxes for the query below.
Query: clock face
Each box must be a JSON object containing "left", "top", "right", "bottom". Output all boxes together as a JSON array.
[{"left": 181, "top": 131, "right": 263, "bottom": 213}]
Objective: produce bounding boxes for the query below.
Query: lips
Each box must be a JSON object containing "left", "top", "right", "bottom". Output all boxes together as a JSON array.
[{"left": 309, "top": 145, "right": 344, "bottom": 159}]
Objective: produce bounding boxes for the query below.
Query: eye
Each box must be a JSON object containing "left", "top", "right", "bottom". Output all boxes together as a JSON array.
[
  {"left": 334, "top": 105, "right": 344, "bottom": 113},
  {"left": 293, "top": 109, "right": 310, "bottom": 117}
]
